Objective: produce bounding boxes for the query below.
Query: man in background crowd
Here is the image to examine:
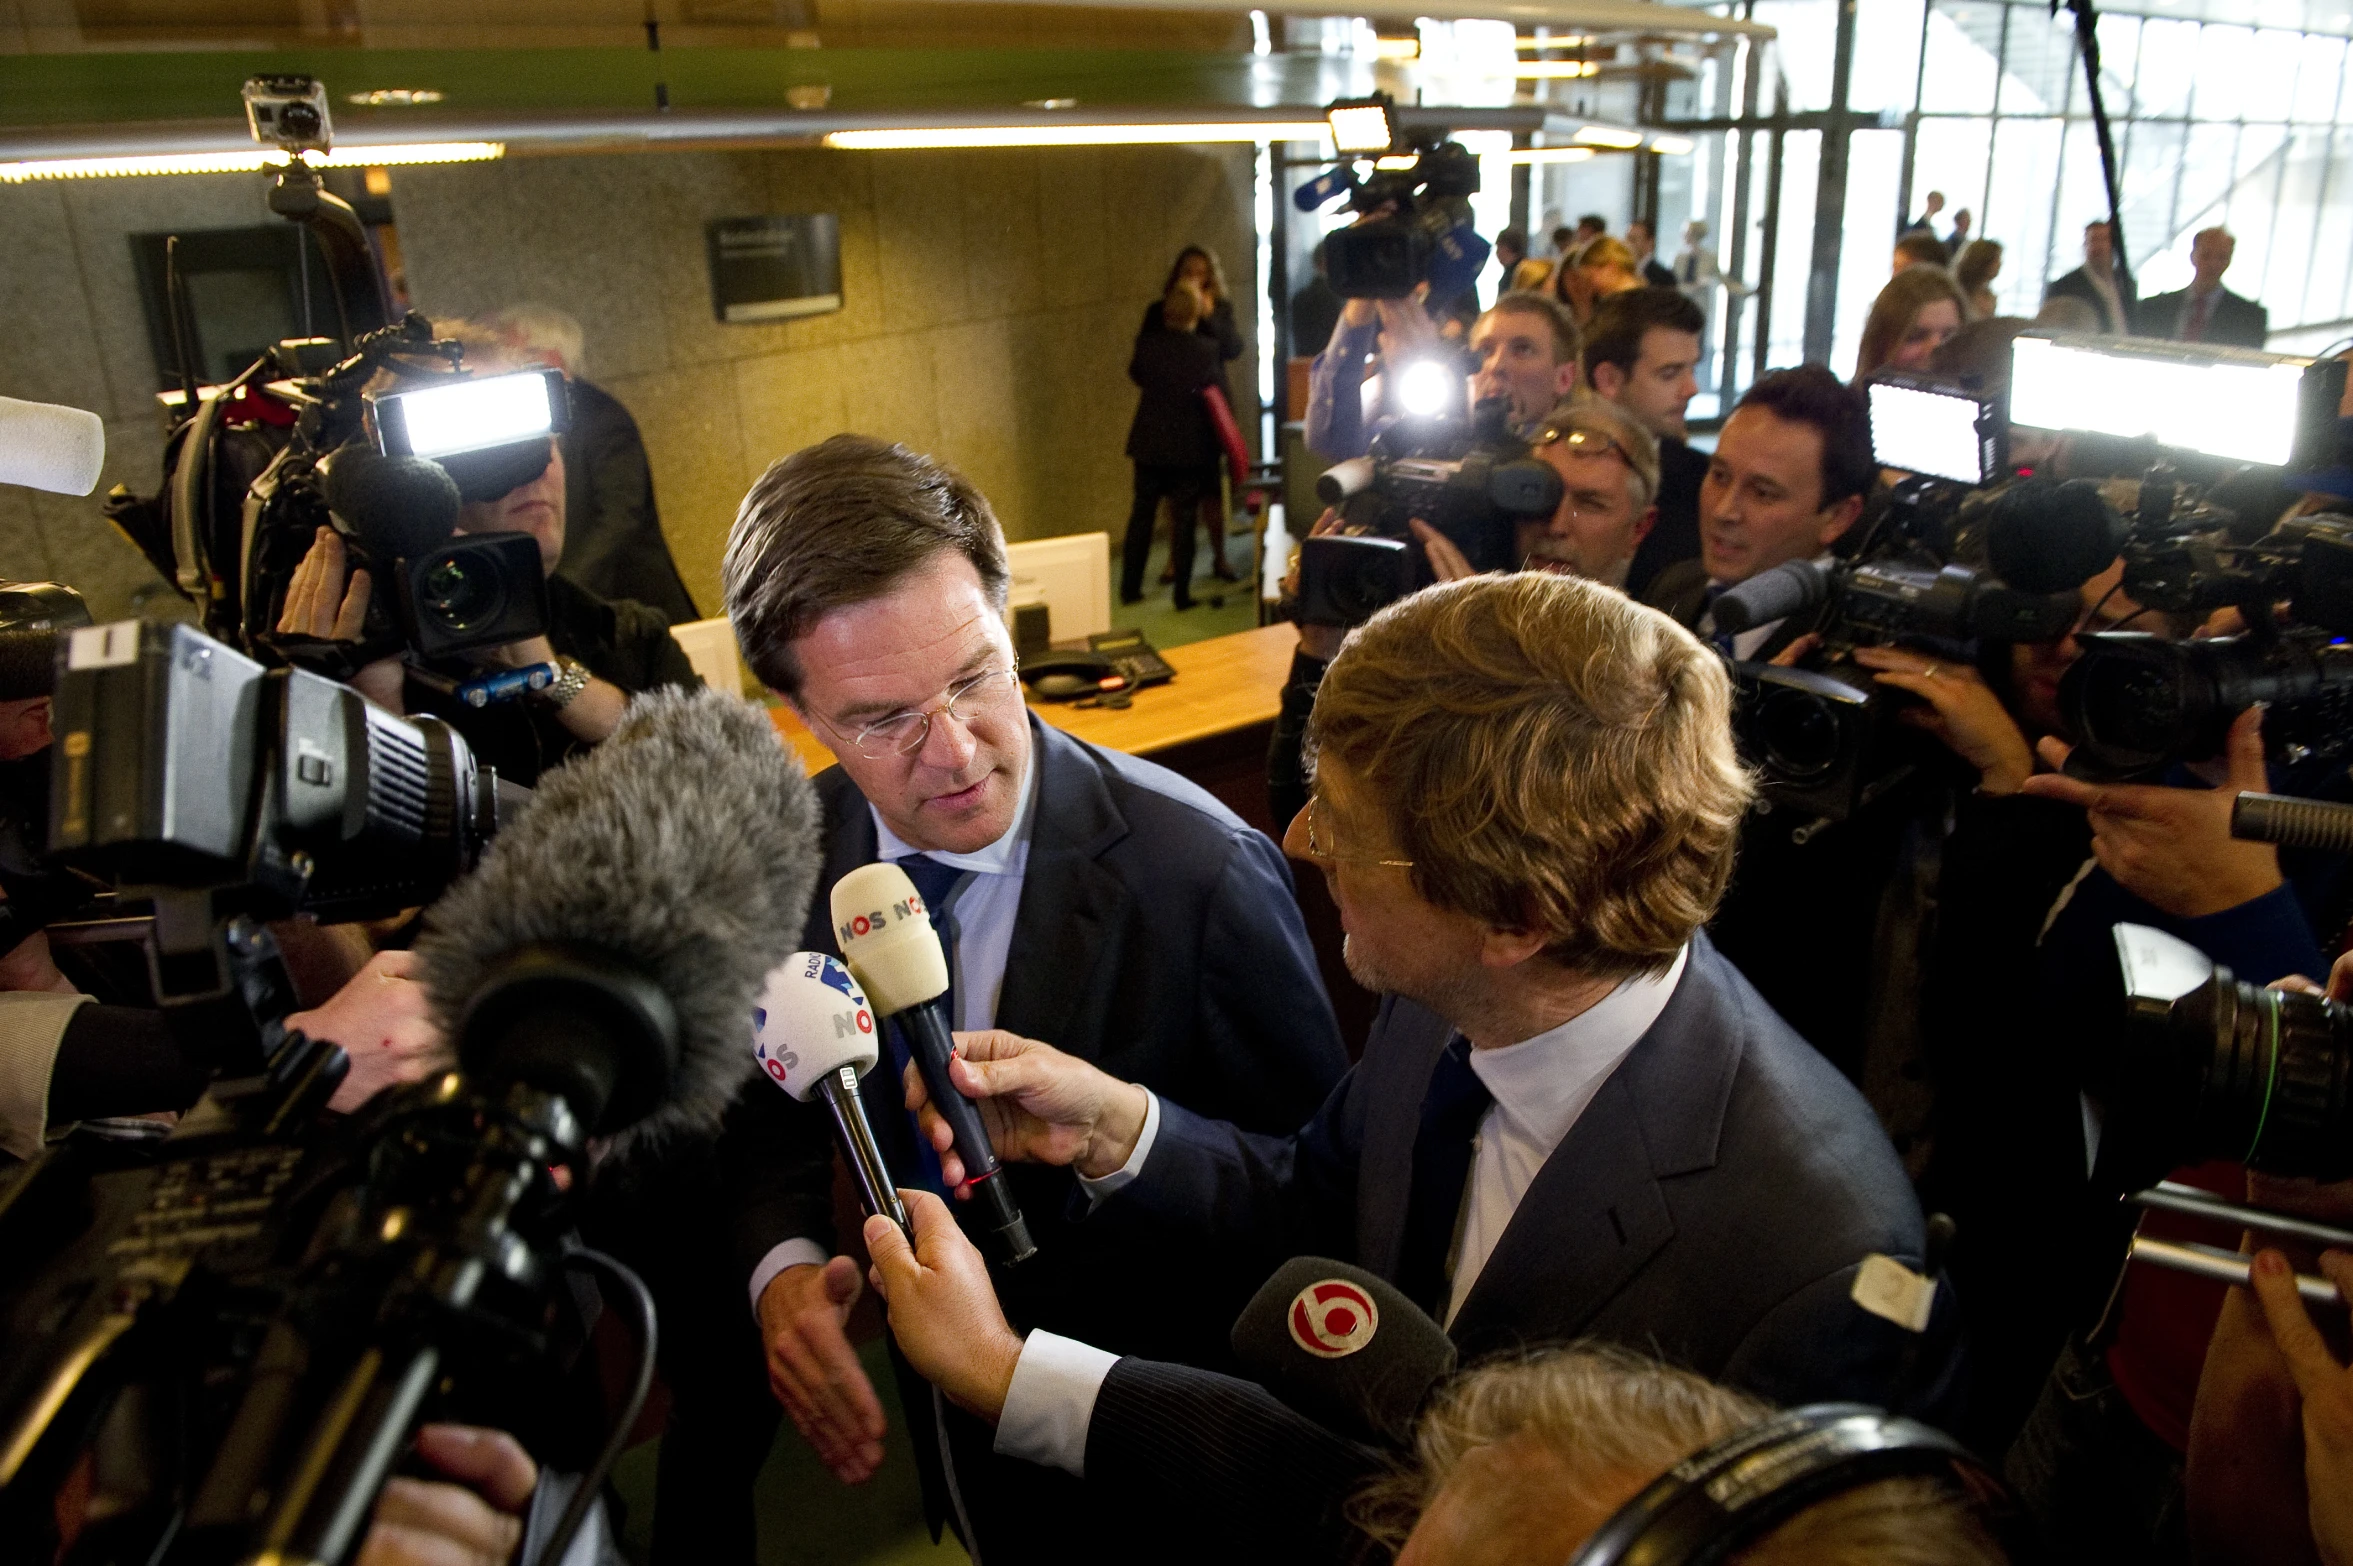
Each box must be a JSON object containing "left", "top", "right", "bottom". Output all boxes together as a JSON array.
[
  {"left": 2044, "top": 220, "right": 2138, "bottom": 334},
  {"left": 1626, "top": 218, "right": 1678, "bottom": 288},
  {"left": 1583, "top": 287, "right": 1708, "bottom": 595},
  {"left": 2137, "top": 227, "right": 2268, "bottom": 349}
]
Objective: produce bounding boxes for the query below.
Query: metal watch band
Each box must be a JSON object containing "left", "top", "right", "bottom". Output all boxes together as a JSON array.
[{"left": 542, "top": 655, "right": 592, "bottom": 709}]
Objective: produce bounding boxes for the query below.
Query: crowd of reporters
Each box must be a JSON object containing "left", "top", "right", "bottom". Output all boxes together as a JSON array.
[{"left": 5, "top": 190, "right": 2353, "bottom": 1566}]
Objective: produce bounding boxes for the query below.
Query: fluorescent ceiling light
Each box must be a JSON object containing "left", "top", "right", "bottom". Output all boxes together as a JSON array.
[
  {"left": 347, "top": 89, "right": 444, "bottom": 107},
  {"left": 1516, "top": 34, "right": 1590, "bottom": 48},
  {"left": 824, "top": 122, "right": 1325, "bottom": 150},
  {"left": 1508, "top": 147, "right": 1597, "bottom": 164},
  {"left": 1649, "top": 133, "right": 1696, "bottom": 154},
  {"left": 2009, "top": 334, "right": 2312, "bottom": 467},
  {"left": 1373, "top": 35, "right": 1422, "bottom": 59},
  {"left": 1572, "top": 125, "right": 1646, "bottom": 149},
  {"left": 0, "top": 141, "right": 503, "bottom": 181},
  {"left": 1516, "top": 61, "right": 1599, "bottom": 77}
]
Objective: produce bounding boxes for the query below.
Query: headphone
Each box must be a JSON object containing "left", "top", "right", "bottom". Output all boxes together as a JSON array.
[{"left": 1565, "top": 1403, "right": 2018, "bottom": 1566}]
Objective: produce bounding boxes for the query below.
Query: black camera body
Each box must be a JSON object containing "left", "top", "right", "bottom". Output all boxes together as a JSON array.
[
  {"left": 46, "top": 621, "right": 514, "bottom": 973},
  {"left": 1319, "top": 141, "right": 1489, "bottom": 302},
  {"left": 1299, "top": 414, "right": 1564, "bottom": 628}
]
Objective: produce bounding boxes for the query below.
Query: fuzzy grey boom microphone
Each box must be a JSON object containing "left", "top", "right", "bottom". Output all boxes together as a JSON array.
[{"left": 414, "top": 685, "right": 820, "bottom": 1154}]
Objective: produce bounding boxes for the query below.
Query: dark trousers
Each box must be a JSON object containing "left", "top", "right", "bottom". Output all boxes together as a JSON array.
[
  {"left": 1121, "top": 462, "right": 1218, "bottom": 602},
  {"left": 2004, "top": 1332, "right": 2189, "bottom": 1564}
]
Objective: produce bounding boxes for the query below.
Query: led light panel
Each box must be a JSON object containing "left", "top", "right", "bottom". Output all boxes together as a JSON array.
[
  {"left": 1868, "top": 382, "right": 1989, "bottom": 485},
  {"left": 2009, "top": 334, "right": 2310, "bottom": 468}
]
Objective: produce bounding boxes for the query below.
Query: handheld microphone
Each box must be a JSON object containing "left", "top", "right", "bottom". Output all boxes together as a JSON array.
[
  {"left": 1710, "top": 558, "right": 1830, "bottom": 636},
  {"left": 0, "top": 395, "right": 104, "bottom": 497},
  {"left": 1229, "top": 1256, "right": 1456, "bottom": 1448},
  {"left": 830, "top": 860, "right": 1037, "bottom": 1264},
  {"left": 753, "top": 951, "right": 910, "bottom": 1235},
  {"left": 417, "top": 685, "right": 821, "bottom": 1153}
]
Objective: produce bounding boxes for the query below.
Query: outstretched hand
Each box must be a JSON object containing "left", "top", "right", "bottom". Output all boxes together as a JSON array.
[
  {"left": 865, "top": 1190, "right": 1024, "bottom": 1422},
  {"left": 904, "top": 1030, "right": 1151, "bottom": 1189},
  {"left": 2246, "top": 1249, "right": 2353, "bottom": 1565},
  {"left": 2018, "top": 706, "right": 2281, "bottom": 917}
]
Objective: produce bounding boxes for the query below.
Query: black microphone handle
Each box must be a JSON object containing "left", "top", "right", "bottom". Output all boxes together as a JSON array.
[
  {"left": 819, "top": 1067, "right": 910, "bottom": 1235},
  {"left": 892, "top": 1002, "right": 1038, "bottom": 1264}
]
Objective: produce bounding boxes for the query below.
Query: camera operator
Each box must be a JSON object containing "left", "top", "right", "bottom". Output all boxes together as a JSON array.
[
  {"left": 1268, "top": 293, "right": 1590, "bottom": 828},
  {"left": 1582, "top": 286, "right": 1709, "bottom": 595},
  {"left": 347, "top": 1423, "right": 625, "bottom": 1566},
  {"left": 275, "top": 327, "right": 699, "bottom": 787},
  {"left": 1306, "top": 281, "right": 1576, "bottom": 463}
]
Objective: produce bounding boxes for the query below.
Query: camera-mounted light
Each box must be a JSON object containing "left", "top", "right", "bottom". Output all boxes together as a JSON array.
[
  {"left": 1867, "top": 377, "right": 1999, "bottom": 486},
  {"left": 371, "top": 370, "right": 567, "bottom": 462},
  {"left": 2008, "top": 332, "right": 2349, "bottom": 470},
  {"left": 1327, "top": 95, "right": 1397, "bottom": 156},
  {"left": 1393, "top": 358, "right": 1461, "bottom": 420}
]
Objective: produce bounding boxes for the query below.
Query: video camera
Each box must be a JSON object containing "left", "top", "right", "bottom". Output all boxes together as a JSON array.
[
  {"left": 1297, "top": 400, "right": 1565, "bottom": 627},
  {"left": 102, "top": 76, "right": 560, "bottom": 700},
  {"left": 1718, "top": 378, "right": 2080, "bottom": 825},
  {"left": 1294, "top": 95, "right": 1491, "bottom": 304}
]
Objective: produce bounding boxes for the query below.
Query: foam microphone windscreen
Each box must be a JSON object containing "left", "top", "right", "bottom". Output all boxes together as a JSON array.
[
  {"left": 830, "top": 860, "right": 951, "bottom": 1016},
  {"left": 414, "top": 686, "right": 820, "bottom": 1155},
  {"left": 0, "top": 396, "right": 104, "bottom": 497},
  {"left": 1984, "top": 477, "right": 2128, "bottom": 595},
  {"left": 1710, "top": 558, "right": 1828, "bottom": 635},
  {"left": 1230, "top": 1256, "right": 1457, "bottom": 1449},
  {"left": 324, "top": 445, "right": 465, "bottom": 559}
]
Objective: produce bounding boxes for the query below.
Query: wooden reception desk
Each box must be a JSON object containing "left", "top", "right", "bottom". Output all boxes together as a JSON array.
[{"left": 766, "top": 621, "right": 1302, "bottom": 775}]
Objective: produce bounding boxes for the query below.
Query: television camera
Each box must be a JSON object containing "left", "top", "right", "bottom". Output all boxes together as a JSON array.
[{"left": 1294, "top": 95, "right": 1491, "bottom": 303}]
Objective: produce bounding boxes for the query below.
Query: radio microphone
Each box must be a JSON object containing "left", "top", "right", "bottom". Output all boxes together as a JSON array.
[
  {"left": 753, "top": 951, "right": 910, "bottom": 1235},
  {"left": 1229, "top": 1256, "right": 1457, "bottom": 1448},
  {"left": 831, "top": 860, "right": 1037, "bottom": 1265}
]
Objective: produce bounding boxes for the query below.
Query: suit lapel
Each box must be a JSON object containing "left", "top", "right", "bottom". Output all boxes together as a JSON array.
[
  {"left": 993, "top": 722, "right": 1134, "bottom": 1062},
  {"left": 804, "top": 766, "right": 879, "bottom": 955},
  {"left": 1443, "top": 937, "right": 1747, "bottom": 1355},
  {"left": 1356, "top": 999, "right": 1459, "bottom": 1281}
]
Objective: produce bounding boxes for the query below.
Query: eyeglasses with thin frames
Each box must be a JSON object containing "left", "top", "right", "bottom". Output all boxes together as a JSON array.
[
  {"left": 1301, "top": 793, "right": 1416, "bottom": 869},
  {"left": 826, "top": 666, "right": 1018, "bottom": 759}
]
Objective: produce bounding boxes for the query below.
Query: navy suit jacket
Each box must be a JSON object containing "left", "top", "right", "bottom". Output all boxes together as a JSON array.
[
  {"left": 1075, "top": 937, "right": 1949, "bottom": 1558},
  {"left": 2135, "top": 286, "right": 2268, "bottom": 350},
  {"left": 2044, "top": 264, "right": 2138, "bottom": 335}
]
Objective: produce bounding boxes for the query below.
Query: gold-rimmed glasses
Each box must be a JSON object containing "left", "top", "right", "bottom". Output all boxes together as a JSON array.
[{"left": 1301, "top": 793, "right": 1416, "bottom": 869}]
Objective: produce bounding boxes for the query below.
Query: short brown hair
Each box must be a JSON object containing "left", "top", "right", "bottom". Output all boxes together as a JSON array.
[
  {"left": 1894, "top": 231, "right": 1952, "bottom": 270},
  {"left": 723, "top": 435, "right": 1010, "bottom": 698},
  {"left": 1485, "top": 289, "right": 1582, "bottom": 367},
  {"left": 1583, "top": 286, "right": 1705, "bottom": 382},
  {"left": 1308, "top": 572, "right": 1750, "bottom": 977}
]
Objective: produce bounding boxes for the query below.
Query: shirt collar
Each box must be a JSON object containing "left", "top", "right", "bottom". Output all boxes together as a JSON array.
[
  {"left": 1464, "top": 944, "right": 1689, "bottom": 1145},
  {"left": 871, "top": 745, "right": 1038, "bottom": 878}
]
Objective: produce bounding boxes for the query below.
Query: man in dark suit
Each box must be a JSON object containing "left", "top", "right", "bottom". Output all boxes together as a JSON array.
[
  {"left": 2137, "top": 226, "right": 2269, "bottom": 350},
  {"left": 1584, "top": 287, "right": 1709, "bottom": 596},
  {"left": 860, "top": 573, "right": 1945, "bottom": 1556},
  {"left": 1626, "top": 218, "right": 1678, "bottom": 289},
  {"left": 704, "top": 434, "right": 1348, "bottom": 1563},
  {"left": 2043, "top": 219, "right": 2138, "bottom": 334}
]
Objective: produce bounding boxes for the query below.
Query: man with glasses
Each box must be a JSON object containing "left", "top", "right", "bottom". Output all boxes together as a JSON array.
[
  {"left": 1415, "top": 399, "right": 1659, "bottom": 592},
  {"left": 848, "top": 574, "right": 1946, "bottom": 1556},
  {"left": 703, "top": 435, "right": 1347, "bottom": 1564}
]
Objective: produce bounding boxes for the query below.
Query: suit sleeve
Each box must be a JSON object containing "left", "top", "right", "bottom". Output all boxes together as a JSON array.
[
  {"left": 1084, "top": 1356, "right": 1383, "bottom": 1560},
  {"left": 1094, "top": 1064, "right": 1366, "bottom": 1273},
  {"left": 1306, "top": 319, "right": 1378, "bottom": 460},
  {"left": 1717, "top": 1260, "right": 1951, "bottom": 1418},
  {"left": 1193, "top": 827, "right": 1351, "bottom": 1126}
]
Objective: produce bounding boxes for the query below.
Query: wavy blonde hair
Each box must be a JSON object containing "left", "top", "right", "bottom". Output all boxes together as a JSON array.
[{"left": 1308, "top": 572, "right": 1751, "bottom": 978}]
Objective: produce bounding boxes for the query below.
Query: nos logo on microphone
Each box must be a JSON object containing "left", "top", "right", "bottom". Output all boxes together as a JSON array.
[{"left": 1289, "top": 1279, "right": 1379, "bottom": 1359}]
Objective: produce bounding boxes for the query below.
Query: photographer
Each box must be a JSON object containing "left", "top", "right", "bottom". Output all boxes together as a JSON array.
[
  {"left": 1303, "top": 282, "right": 1447, "bottom": 462},
  {"left": 275, "top": 329, "right": 699, "bottom": 787}
]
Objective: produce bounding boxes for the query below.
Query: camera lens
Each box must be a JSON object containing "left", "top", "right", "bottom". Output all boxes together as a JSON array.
[
  {"left": 417, "top": 550, "right": 506, "bottom": 632},
  {"left": 2125, "top": 973, "right": 2353, "bottom": 1181},
  {"left": 1755, "top": 686, "right": 1843, "bottom": 782}
]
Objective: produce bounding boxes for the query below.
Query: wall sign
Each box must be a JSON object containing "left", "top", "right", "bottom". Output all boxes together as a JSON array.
[{"left": 706, "top": 214, "right": 842, "bottom": 324}]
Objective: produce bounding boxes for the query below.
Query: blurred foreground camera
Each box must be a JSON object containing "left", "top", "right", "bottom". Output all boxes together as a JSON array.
[
  {"left": 2101, "top": 922, "right": 2353, "bottom": 1189},
  {"left": 2060, "top": 629, "right": 2353, "bottom": 780}
]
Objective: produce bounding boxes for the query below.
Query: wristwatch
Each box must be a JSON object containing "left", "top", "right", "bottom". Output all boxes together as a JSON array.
[{"left": 540, "top": 655, "right": 592, "bottom": 710}]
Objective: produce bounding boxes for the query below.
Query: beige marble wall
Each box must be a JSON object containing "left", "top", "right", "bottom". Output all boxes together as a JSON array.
[
  {"left": 393, "top": 141, "right": 1258, "bottom": 614},
  {"left": 0, "top": 140, "right": 1258, "bottom": 621}
]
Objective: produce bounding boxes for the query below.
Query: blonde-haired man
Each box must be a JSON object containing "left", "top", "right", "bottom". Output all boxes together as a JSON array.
[{"left": 857, "top": 572, "right": 1947, "bottom": 1552}]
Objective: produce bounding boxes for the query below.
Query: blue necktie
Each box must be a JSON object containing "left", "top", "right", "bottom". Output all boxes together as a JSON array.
[
  {"left": 1700, "top": 586, "right": 1737, "bottom": 660},
  {"left": 1395, "top": 1036, "right": 1494, "bottom": 1319},
  {"left": 886, "top": 853, "right": 965, "bottom": 1193}
]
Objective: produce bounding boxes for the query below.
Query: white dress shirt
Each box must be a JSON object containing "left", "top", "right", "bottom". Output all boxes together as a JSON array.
[
  {"left": 746, "top": 757, "right": 1040, "bottom": 1315},
  {"left": 997, "top": 945, "right": 1692, "bottom": 1477}
]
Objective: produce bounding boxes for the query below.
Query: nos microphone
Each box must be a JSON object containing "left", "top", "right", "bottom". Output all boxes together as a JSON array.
[
  {"left": 1229, "top": 1256, "right": 1457, "bottom": 1448},
  {"left": 753, "top": 951, "right": 911, "bottom": 1235},
  {"left": 831, "top": 860, "right": 1037, "bottom": 1264}
]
